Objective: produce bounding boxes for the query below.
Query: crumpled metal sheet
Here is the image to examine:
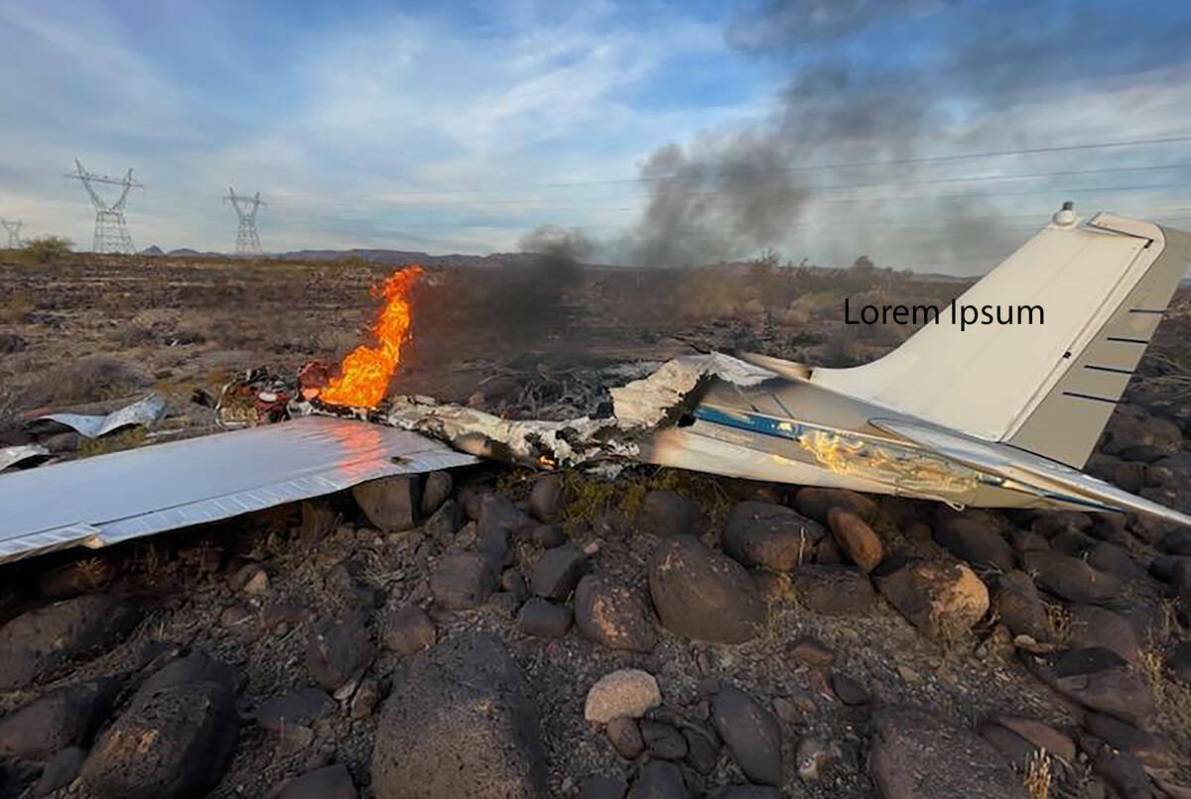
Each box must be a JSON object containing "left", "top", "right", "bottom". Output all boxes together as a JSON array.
[
  {"left": 0, "top": 415, "right": 476, "bottom": 565},
  {"left": 383, "top": 353, "right": 777, "bottom": 469},
  {"left": 0, "top": 444, "right": 50, "bottom": 473},
  {"left": 36, "top": 393, "right": 167, "bottom": 439}
]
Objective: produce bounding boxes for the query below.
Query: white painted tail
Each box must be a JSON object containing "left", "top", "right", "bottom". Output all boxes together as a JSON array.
[{"left": 812, "top": 212, "right": 1191, "bottom": 467}]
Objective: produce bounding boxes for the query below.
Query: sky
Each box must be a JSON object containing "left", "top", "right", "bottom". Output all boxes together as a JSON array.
[{"left": 1, "top": 0, "right": 1190, "bottom": 273}]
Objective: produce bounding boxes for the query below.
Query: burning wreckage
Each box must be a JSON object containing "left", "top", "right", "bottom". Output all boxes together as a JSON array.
[{"left": 2, "top": 207, "right": 1190, "bottom": 565}]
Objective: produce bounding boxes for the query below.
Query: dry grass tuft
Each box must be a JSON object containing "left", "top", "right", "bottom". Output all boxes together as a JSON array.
[
  {"left": 1023, "top": 749, "right": 1052, "bottom": 799},
  {"left": 18, "top": 356, "right": 149, "bottom": 410}
]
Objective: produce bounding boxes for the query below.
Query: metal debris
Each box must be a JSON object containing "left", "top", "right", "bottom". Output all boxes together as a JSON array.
[{"left": 35, "top": 393, "right": 167, "bottom": 439}]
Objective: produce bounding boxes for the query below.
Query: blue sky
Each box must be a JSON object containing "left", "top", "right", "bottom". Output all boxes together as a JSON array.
[{"left": 2, "top": 0, "right": 1190, "bottom": 273}]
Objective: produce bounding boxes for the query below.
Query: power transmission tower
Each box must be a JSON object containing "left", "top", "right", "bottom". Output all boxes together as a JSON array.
[
  {"left": 223, "top": 187, "right": 266, "bottom": 255},
  {"left": 65, "top": 159, "right": 142, "bottom": 253},
  {"left": 1, "top": 219, "right": 22, "bottom": 249}
]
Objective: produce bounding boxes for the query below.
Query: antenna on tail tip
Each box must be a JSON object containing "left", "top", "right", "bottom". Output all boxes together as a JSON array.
[{"left": 1052, "top": 200, "right": 1077, "bottom": 227}]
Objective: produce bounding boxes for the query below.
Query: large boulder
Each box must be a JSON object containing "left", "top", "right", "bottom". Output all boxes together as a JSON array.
[
  {"left": 992, "top": 570, "right": 1054, "bottom": 642},
  {"left": 793, "top": 487, "right": 877, "bottom": 523},
  {"left": 627, "top": 761, "right": 689, "bottom": 798},
  {"left": 876, "top": 559, "right": 989, "bottom": 638},
  {"left": 0, "top": 677, "right": 121, "bottom": 761},
  {"left": 933, "top": 517, "right": 1015, "bottom": 572},
  {"left": 584, "top": 669, "right": 661, "bottom": 724},
  {"left": 637, "top": 490, "right": 703, "bottom": 537},
  {"left": 1067, "top": 605, "right": 1141, "bottom": 664},
  {"left": 371, "top": 633, "right": 547, "bottom": 799},
  {"left": 431, "top": 552, "right": 498, "bottom": 610},
  {"left": 528, "top": 475, "right": 564, "bottom": 523},
  {"left": 1024, "top": 648, "right": 1154, "bottom": 723},
  {"left": 710, "top": 685, "right": 782, "bottom": 786},
  {"left": 0, "top": 595, "right": 142, "bottom": 690},
  {"left": 276, "top": 764, "right": 358, "bottom": 799},
  {"left": 307, "top": 610, "right": 375, "bottom": 691},
  {"left": 80, "top": 653, "right": 240, "bottom": 799},
  {"left": 793, "top": 565, "right": 876, "bottom": 615},
  {"left": 573, "top": 575, "right": 657, "bottom": 652},
  {"left": 827, "top": 508, "right": 883, "bottom": 572},
  {"left": 648, "top": 538, "right": 765, "bottom": 644},
  {"left": 869, "top": 706, "right": 1027, "bottom": 799},
  {"left": 353, "top": 475, "right": 420, "bottom": 532},
  {"left": 722, "top": 501, "right": 823, "bottom": 571},
  {"left": 530, "top": 543, "right": 587, "bottom": 600},
  {"left": 1021, "top": 551, "right": 1121, "bottom": 603}
]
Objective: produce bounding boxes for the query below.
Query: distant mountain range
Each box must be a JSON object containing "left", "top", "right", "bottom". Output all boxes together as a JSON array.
[{"left": 140, "top": 244, "right": 538, "bottom": 268}]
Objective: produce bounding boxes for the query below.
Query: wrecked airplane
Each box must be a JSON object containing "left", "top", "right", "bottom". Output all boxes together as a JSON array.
[{"left": 0, "top": 206, "right": 1188, "bottom": 565}]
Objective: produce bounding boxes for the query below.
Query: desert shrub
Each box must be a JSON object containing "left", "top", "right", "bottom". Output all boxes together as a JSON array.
[
  {"left": 17, "top": 355, "right": 149, "bottom": 410},
  {"left": 22, "top": 236, "right": 73, "bottom": 263}
]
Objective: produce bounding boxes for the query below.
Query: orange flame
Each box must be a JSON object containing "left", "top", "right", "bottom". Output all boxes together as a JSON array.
[{"left": 320, "top": 265, "right": 424, "bottom": 408}]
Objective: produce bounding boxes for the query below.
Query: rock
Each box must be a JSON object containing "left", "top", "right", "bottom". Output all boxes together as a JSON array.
[
  {"left": 1170, "top": 641, "right": 1191, "bottom": 684},
  {"left": 1102, "top": 404, "right": 1182, "bottom": 457},
  {"left": 986, "top": 715, "right": 1075, "bottom": 763},
  {"left": 353, "top": 475, "right": 419, "bottom": 532},
  {"left": 1008, "top": 528, "right": 1050, "bottom": 553},
  {"left": 1027, "top": 648, "right": 1154, "bottom": 723},
  {"left": 1161, "top": 528, "right": 1191, "bottom": 555},
  {"left": 607, "top": 717, "right": 644, "bottom": 759},
  {"left": 976, "top": 722, "right": 1038, "bottom": 769},
  {"left": 476, "top": 522, "right": 513, "bottom": 567},
  {"left": 1092, "top": 746, "right": 1151, "bottom": 799},
  {"left": 585, "top": 669, "right": 662, "bottom": 724},
  {"left": 574, "top": 575, "right": 657, "bottom": 653},
  {"left": 829, "top": 672, "right": 870, "bottom": 705},
  {"left": 257, "top": 687, "right": 335, "bottom": 733},
  {"left": 80, "top": 654, "right": 239, "bottom": 799},
  {"left": 476, "top": 493, "right": 534, "bottom": 543},
  {"left": 1049, "top": 528, "right": 1097, "bottom": 555},
  {"left": 0, "top": 677, "right": 120, "bottom": 761},
  {"left": 502, "top": 569, "right": 531, "bottom": 600},
  {"left": 681, "top": 724, "right": 720, "bottom": 774},
  {"left": 424, "top": 499, "right": 463, "bottom": 541},
  {"left": 350, "top": 677, "right": 383, "bottom": 719},
  {"left": 1086, "top": 542, "right": 1145, "bottom": 581},
  {"left": 877, "top": 559, "right": 989, "bottom": 638},
  {"left": 869, "top": 706, "right": 1027, "bottom": 799},
  {"left": 786, "top": 636, "right": 834, "bottom": 668},
  {"left": 307, "top": 611, "right": 375, "bottom": 692},
  {"left": 530, "top": 543, "right": 587, "bottom": 600},
  {"left": 1068, "top": 605, "right": 1141, "bottom": 664},
  {"left": 38, "top": 559, "right": 115, "bottom": 599},
  {"left": 516, "top": 598, "right": 572, "bottom": 638},
  {"left": 827, "top": 508, "right": 883, "bottom": 572},
  {"left": 710, "top": 685, "right": 782, "bottom": 786},
  {"left": 532, "top": 523, "right": 567, "bottom": 548},
  {"left": 794, "top": 564, "right": 876, "bottom": 615},
  {"left": 430, "top": 552, "right": 498, "bottom": 609},
  {"left": 32, "top": 746, "right": 85, "bottom": 796},
  {"left": 627, "top": 761, "right": 688, "bottom": 799},
  {"left": 276, "top": 764, "right": 358, "bottom": 799},
  {"left": 382, "top": 605, "right": 437, "bottom": 655},
  {"left": 640, "top": 720, "right": 687, "bottom": 760},
  {"left": 528, "top": 475, "right": 564, "bottom": 522},
  {"left": 648, "top": 538, "right": 765, "bottom": 643},
  {"left": 1021, "top": 550, "right": 1121, "bottom": 603},
  {"left": 750, "top": 569, "right": 793, "bottom": 604},
  {"left": 0, "top": 594, "right": 142, "bottom": 690},
  {"left": 993, "top": 570, "right": 1054, "bottom": 642},
  {"left": 420, "top": 471, "right": 453, "bottom": 517},
  {"left": 371, "top": 633, "right": 547, "bottom": 799},
  {"left": 794, "top": 487, "right": 877, "bottom": 523},
  {"left": 813, "top": 535, "right": 843, "bottom": 564},
  {"left": 580, "top": 776, "right": 630, "bottom": 799},
  {"left": 933, "top": 517, "right": 1015, "bottom": 571},
  {"left": 712, "top": 788, "right": 780, "bottom": 799},
  {"left": 1082, "top": 712, "right": 1175, "bottom": 769},
  {"left": 795, "top": 736, "right": 840, "bottom": 782},
  {"left": 722, "top": 501, "right": 824, "bottom": 571},
  {"left": 637, "top": 490, "right": 702, "bottom": 537}
]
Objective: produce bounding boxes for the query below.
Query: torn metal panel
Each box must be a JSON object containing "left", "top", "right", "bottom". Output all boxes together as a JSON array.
[
  {"left": 383, "top": 353, "right": 777, "bottom": 469},
  {"left": 0, "top": 444, "right": 50, "bottom": 473},
  {"left": 36, "top": 393, "right": 167, "bottom": 438},
  {"left": 0, "top": 416, "right": 476, "bottom": 565}
]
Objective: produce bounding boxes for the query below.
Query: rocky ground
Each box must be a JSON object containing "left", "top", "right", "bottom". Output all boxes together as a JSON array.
[{"left": 1, "top": 253, "right": 1190, "bottom": 798}]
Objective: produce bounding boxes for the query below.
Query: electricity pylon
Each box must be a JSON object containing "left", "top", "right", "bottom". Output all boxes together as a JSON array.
[
  {"left": 1, "top": 219, "right": 22, "bottom": 249},
  {"left": 223, "top": 187, "right": 265, "bottom": 255},
  {"left": 65, "top": 159, "right": 142, "bottom": 253}
]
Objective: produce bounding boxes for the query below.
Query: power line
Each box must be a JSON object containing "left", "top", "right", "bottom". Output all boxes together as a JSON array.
[
  {"left": 1, "top": 218, "right": 23, "bottom": 249},
  {"left": 224, "top": 187, "right": 266, "bottom": 255},
  {"left": 65, "top": 159, "right": 142, "bottom": 254}
]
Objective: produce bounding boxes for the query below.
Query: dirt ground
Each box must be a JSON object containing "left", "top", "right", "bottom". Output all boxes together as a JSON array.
[{"left": 1, "top": 252, "right": 1190, "bottom": 798}]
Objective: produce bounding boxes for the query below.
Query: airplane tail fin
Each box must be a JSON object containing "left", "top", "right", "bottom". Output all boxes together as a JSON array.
[{"left": 812, "top": 210, "right": 1191, "bottom": 468}]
